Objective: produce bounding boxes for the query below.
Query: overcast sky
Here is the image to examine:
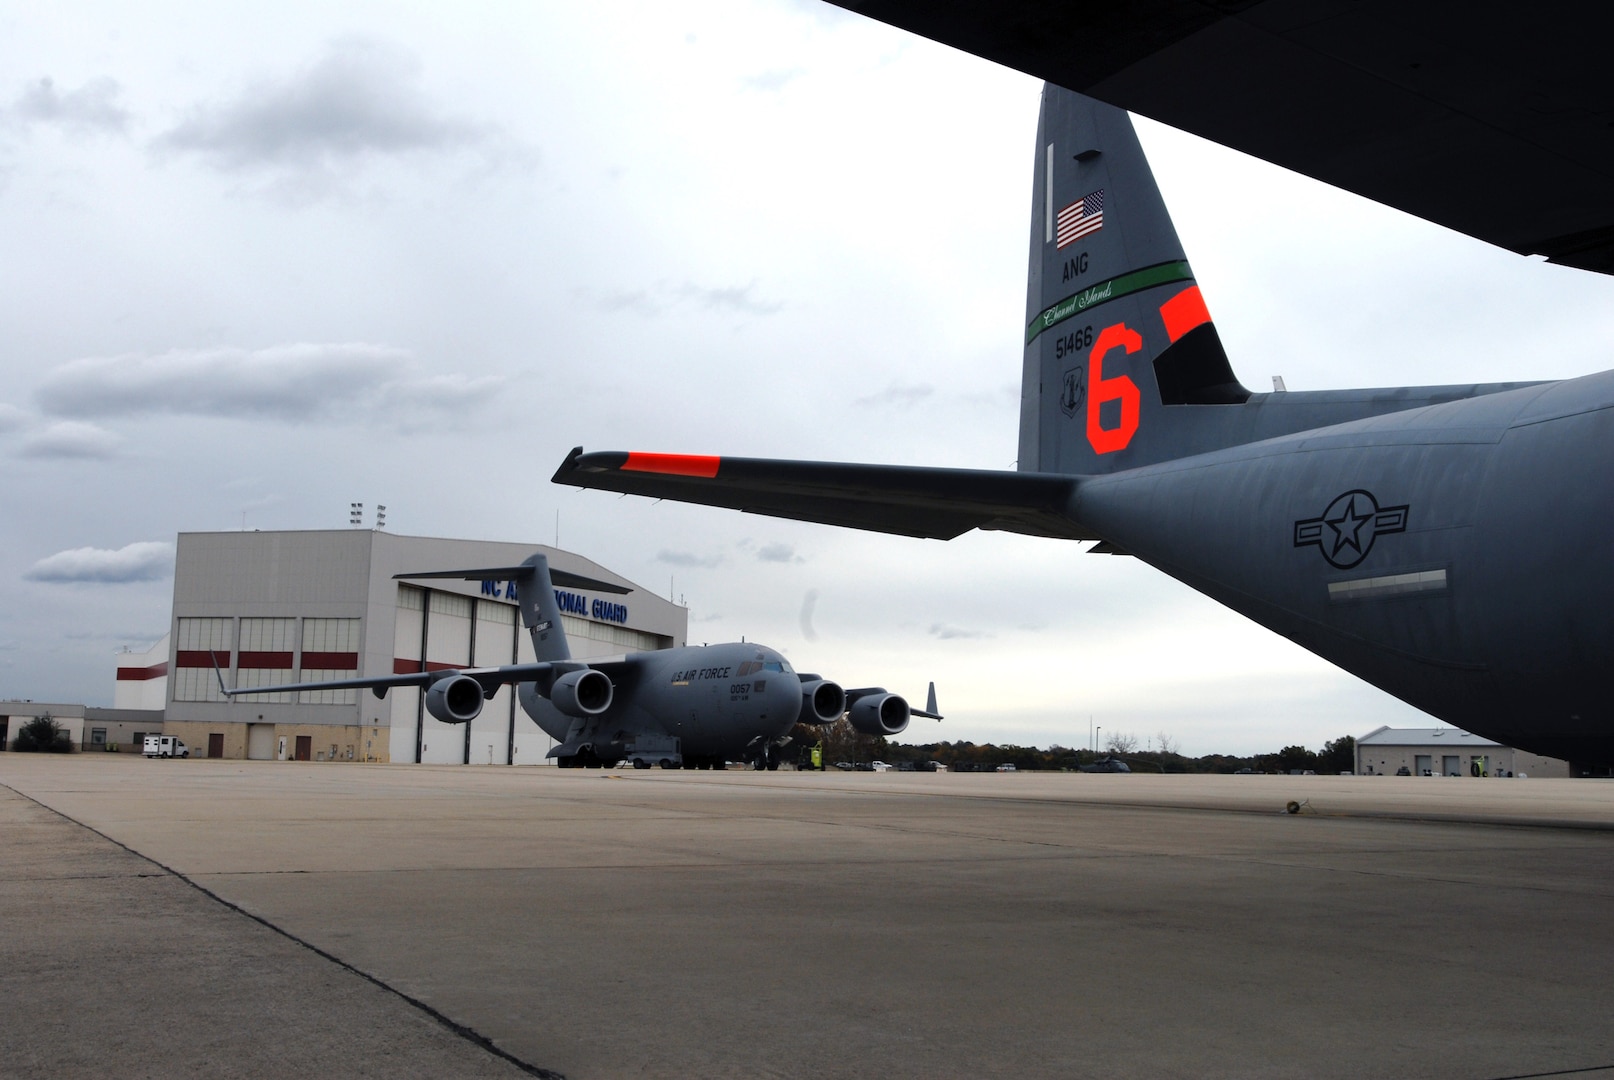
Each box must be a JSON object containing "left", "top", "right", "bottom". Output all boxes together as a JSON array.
[{"left": 4, "top": 0, "right": 1612, "bottom": 755}]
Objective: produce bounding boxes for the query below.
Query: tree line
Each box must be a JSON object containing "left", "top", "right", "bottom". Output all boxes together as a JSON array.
[{"left": 792, "top": 719, "right": 1357, "bottom": 775}]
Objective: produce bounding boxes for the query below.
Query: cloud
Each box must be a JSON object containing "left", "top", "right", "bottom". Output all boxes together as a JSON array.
[
  {"left": 855, "top": 384, "right": 934, "bottom": 408},
  {"left": 740, "top": 68, "right": 807, "bottom": 93},
  {"left": 756, "top": 542, "right": 802, "bottom": 564},
  {"left": 929, "top": 622, "right": 989, "bottom": 641},
  {"left": 18, "top": 421, "right": 122, "bottom": 459},
  {"left": 594, "top": 288, "right": 655, "bottom": 313},
  {"left": 0, "top": 403, "right": 27, "bottom": 433},
  {"left": 155, "top": 38, "right": 485, "bottom": 172},
  {"left": 25, "top": 541, "right": 175, "bottom": 584},
  {"left": 35, "top": 343, "right": 503, "bottom": 426},
  {"left": 657, "top": 549, "right": 724, "bottom": 569},
  {"left": 592, "top": 281, "right": 783, "bottom": 318},
  {"left": 676, "top": 281, "right": 783, "bottom": 316},
  {"left": 375, "top": 373, "right": 506, "bottom": 415},
  {"left": 9, "top": 76, "right": 130, "bottom": 135}
]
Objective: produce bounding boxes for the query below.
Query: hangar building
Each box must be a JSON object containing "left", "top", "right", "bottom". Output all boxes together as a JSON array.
[
  {"left": 162, "top": 530, "right": 686, "bottom": 764},
  {"left": 1356, "top": 726, "right": 1569, "bottom": 778}
]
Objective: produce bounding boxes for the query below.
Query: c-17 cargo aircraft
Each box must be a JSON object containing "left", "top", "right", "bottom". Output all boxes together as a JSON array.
[
  {"left": 553, "top": 83, "right": 1614, "bottom": 767},
  {"left": 220, "top": 553, "right": 939, "bottom": 770}
]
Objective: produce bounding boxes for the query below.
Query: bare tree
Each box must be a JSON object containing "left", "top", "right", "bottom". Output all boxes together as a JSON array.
[
  {"left": 1105, "top": 731, "right": 1139, "bottom": 754},
  {"left": 1156, "top": 731, "right": 1180, "bottom": 756},
  {"left": 816, "top": 716, "right": 886, "bottom": 764}
]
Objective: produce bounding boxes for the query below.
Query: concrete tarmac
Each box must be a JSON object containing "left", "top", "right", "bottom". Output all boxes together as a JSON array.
[{"left": 4, "top": 755, "right": 1614, "bottom": 1079}]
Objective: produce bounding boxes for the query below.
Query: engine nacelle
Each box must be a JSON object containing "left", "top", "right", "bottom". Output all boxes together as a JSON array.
[
  {"left": 848, "top": 693, "right": 909, "bottom": 737},
  {"left": 550, "top": 668, "right": 613, "bottom": 717},
  {"left": 425, "top": 674, "right": 485, "bottom": 724},
  {"left": 797, "top": 679, "right": 846, "bottom": 724}
]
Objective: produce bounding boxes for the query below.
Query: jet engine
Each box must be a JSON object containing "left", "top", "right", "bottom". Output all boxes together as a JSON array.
[
  {"left": 424, "top": 674, "right": 486, "bottom": 724},
  {"left": 550, "top": 668, "right": 613, "bottom": 717},
  {"left": 797, "top": 679, "right": 846, "bottom": 725},
  {"left": 848, "top": 692, "right": 909, "bottom": 737}
]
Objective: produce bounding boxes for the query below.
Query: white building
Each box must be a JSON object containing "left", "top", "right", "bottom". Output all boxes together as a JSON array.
[
  {"left": 115, "top": 635, "right": 170, "bottom": 710},
  {"left": 0, "top": 703, "right": 85, "bottom": 751},
  {"left": 1355, "top": 726, "right": 1569, "bottom": 778},
  {"left": 162, "top": 530, "right": 686, "bottom": 764}
]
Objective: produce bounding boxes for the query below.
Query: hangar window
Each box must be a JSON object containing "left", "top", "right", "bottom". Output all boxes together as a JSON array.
[
  {"left": 479, "top": 601, "right": 516, "bottom": 626},
  {"left": 174, "top": 617, "right": 233, "bottom": 702},
  {"left": 605, "top": 625, "right": 670, "bottom": 652},
  {"left": 430, "top": 592, "right": 472, "bottom": 619},
  {"left": 303, "top": 617, "right": 359, "bottom": 653},
  {"left": 235, "top": 618, "right": 298, "bottom": 704},
  {"left": 300, "top": 618, "right": 360, "bottom": 705},
  {"left": 551, "top": 615, "right": 673, "bottom": 655}
]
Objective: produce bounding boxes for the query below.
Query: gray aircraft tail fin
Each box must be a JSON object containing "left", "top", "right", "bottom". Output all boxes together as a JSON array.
[
  {"left": 1020, "top": 86, "right": 1248, "bottom": 476},
  {"left": 397, "top": 554, "right": 631, "bottom": 663}
]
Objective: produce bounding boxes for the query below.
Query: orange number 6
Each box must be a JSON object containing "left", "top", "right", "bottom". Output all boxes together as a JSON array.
[{"left": 1086, "top": 322, "right": 1141, "bottom": 454}]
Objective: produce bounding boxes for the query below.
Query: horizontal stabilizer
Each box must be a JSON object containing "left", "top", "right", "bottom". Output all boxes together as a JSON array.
[
  {"left": 552, "top": 447, "right": 1091, "bottom": 541},
  {"left": 397, "top": 565, "right": 631, "bottom": 594}
]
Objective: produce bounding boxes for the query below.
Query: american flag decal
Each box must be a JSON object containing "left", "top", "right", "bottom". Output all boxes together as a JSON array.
[{"left": 1056, "top": 189, "right": 1104, "bottom": 248}]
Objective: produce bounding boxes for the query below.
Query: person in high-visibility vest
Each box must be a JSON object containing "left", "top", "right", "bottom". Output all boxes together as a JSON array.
[{"left": 810, "top": 745, "right": 822, "bottom": 770}]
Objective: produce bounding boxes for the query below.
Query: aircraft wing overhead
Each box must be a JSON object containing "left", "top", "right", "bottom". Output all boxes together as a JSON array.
[
  {"left": 827, "top": 0, "right": 1614, "bottom": 273},
  {"left": 218, "top": 660, "right": 571, "bottom": 699},
  {"left": 551, "top": 447, "right": 1089, "bottom": 541}
]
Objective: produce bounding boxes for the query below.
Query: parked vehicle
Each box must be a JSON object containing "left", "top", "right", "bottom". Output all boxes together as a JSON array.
[
  {"left": 995, "top": 763, "right": 1017, "bottom": 772},
  {"left": 143, "top": 736, "right": 189, "bottom": 759}
]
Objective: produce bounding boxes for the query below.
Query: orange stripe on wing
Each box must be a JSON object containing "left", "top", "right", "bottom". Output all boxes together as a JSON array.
[
  {"left": 622, "top": 452, "right": 721, "bottom": 478},
  {"left": 1158, "top": 285, "right": 1211, "bottom": 343}
]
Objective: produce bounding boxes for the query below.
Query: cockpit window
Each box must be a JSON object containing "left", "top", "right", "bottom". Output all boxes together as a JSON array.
[{"left": 764, "top": 660, "right": 790, "bottom": 674}]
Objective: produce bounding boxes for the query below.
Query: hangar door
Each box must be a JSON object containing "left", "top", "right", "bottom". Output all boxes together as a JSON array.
[{"left": 247, "top": 724, "right": 275, "bottom": 761}]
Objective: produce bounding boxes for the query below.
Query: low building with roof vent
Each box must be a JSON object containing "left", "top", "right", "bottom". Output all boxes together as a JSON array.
[{"left": 1356, "top": 726, "right": 1568, "bottom": 778}]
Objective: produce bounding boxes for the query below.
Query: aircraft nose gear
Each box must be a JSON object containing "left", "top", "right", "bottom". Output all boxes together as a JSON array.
[{"left": 750, "top": 737, "right": 790, "bottom": 771}]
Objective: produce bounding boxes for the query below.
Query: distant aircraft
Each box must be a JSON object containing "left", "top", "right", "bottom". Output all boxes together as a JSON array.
[
  {"left": 553, "top": 85, "right": 1614, "bottom": 767},
  {"left": 220, "top": 553, "right": 938, "bottom": 769}
]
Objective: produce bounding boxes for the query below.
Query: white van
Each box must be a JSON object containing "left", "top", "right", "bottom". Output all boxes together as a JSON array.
[{"left": 143, "top": 735, "right": 189, "bottom": 759}]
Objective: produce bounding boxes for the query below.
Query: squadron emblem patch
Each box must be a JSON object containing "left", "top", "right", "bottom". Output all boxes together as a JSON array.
[{"left": 1059, "top": 366, "right": 1085, "bottom": 418}]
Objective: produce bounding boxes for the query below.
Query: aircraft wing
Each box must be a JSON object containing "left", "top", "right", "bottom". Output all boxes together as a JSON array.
[
  {"left": 551, "top": 447, "right": 1089, "bottom": 541},
  {"left": 846, "top": 686, "right": 942, "bottom": 721},
  {"left": 219, "top": 660, "right": 582, "bottom": 700},
  {"left": 827, "top": 0, "right": 1614, "bottom": 273}
]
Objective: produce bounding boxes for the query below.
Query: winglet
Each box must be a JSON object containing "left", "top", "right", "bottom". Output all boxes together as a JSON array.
[
  {"left": 211, "top": 652, "right": 233, "bottom": 701},
  {"left": 912, "top": 681, "right": 943, "bottom": 721}
]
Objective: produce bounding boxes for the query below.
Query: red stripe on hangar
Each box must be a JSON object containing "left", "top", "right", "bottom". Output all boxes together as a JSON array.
[
  {"left": 394, "top": 658, "right": 467, "bottom": 674},
  {"left": 116, "top": 662, "right": 169, "bottom": 681},
  {"left": 621, "top": 452, "right": 721, "bottom": 478},
  {"left": 301, "top": 651, "right": 359, "bottom": 670},
  {"left": 176, "top": 650, "right": 230, "bottom": 668},
  {"left": 238, "top": 651, "right": 294, "bottom": 669}
]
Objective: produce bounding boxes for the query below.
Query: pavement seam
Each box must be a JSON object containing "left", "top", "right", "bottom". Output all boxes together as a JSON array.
[
  {"left": 1481, "top": 1065, "right": 1614, "bottom": 1079},
  {"left": 593, "top": 772, "right": 1614, "bottom": 832},
  {"left": 0, "top": 781, "right": 566, "bottom": 1080}
]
